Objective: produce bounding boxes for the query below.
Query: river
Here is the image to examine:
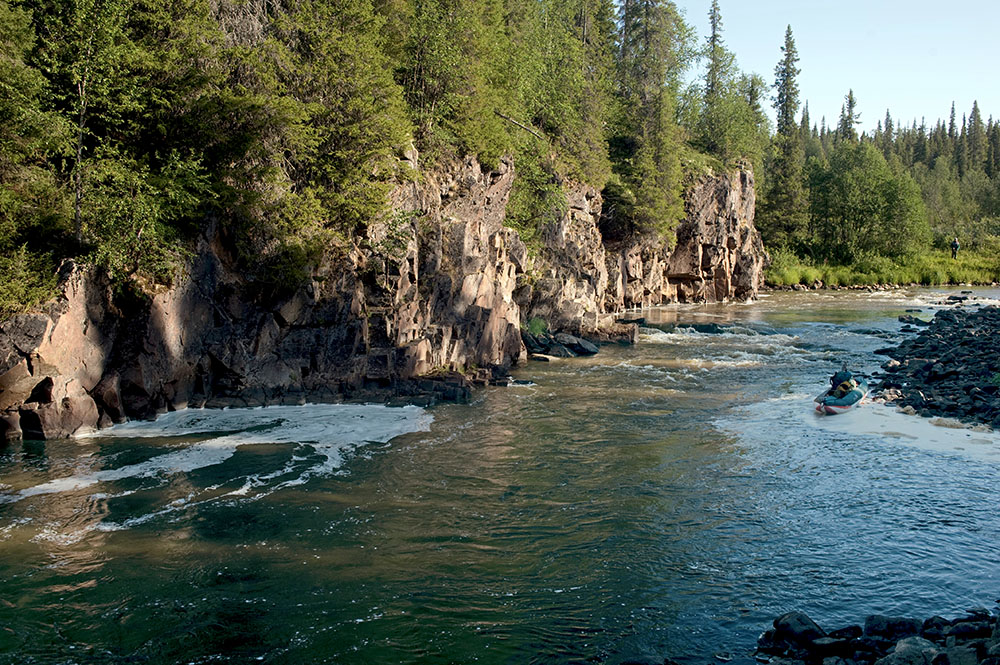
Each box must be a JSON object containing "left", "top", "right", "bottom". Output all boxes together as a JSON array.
[{"left": 2, "top": 288, "right": 999, "bottom": 664}]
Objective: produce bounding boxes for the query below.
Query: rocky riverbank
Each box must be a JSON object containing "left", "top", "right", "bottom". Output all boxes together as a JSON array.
[
  {"left": 754, "top": 609, "right": 1000, "bottom": 665},
  {"left": 872, "top": 303, "right": 1000, "bottom": 428}
]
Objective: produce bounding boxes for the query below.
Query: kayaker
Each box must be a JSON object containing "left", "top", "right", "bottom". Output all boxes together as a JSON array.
[{"left": 829, "top": 368, "right": 857, "bottom": 398}]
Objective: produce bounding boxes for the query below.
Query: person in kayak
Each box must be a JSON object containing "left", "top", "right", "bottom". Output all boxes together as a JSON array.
[{"left": 829, "top": 368, "right": 858, "bottom": 398}]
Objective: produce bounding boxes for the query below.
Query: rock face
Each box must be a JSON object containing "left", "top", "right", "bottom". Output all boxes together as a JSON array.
[
  {"left": 520, "top": 166, "right": 766, "bottom": 334},
  {"left": 0, "top": 156, "right": 765, "bottom": 439}
]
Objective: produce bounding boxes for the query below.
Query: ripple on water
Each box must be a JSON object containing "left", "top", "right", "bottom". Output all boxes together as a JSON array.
[{"left": 3, "top": 289, "right": 1000, "bottom": 665}]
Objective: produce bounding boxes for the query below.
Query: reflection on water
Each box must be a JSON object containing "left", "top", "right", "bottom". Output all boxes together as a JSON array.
[{"left": 2, "top": 287, "right": 1000, "bottom": 664}]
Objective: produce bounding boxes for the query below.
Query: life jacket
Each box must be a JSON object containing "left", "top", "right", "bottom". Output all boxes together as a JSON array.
[{"left": 833, "top": 379, "right": 856, "bottom": 397}]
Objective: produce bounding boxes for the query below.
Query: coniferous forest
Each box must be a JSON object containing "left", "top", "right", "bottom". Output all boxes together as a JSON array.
[{"left": 1, "top": 0, "right": 999, "bottom": 315}]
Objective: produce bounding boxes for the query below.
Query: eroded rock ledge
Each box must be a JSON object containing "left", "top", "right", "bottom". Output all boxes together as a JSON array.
[{"left": 0, "top": 156, "right": 767, "bottom": 440}]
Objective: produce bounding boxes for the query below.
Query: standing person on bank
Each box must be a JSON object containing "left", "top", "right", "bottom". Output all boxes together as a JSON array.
[{"left": 951, "top": 237, "right": 960, "bottom": 259}]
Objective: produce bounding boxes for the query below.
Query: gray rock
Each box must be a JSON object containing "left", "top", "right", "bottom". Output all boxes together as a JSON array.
[
  {"left": 811, "top": 636, "right": 853, "bottom": 658},
  {"left": 946, "top": 621, "right": 992, "bottom": 641},
  {"left": 873, "top": 637, "right": 940, "bottom": 665},
  {"left": 0, "top": 157, "right": 764, "bottom": 438},
  {"left": 553, "top": 332, "right": 599, "bottom": 356},
  {"left": 943, "top": 646, "right": 979, "bottom": 665}
]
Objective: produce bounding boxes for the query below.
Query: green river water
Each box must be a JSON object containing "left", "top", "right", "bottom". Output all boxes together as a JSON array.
[{"left": 1, "top": 288, "right": 999, "bottom": 664}]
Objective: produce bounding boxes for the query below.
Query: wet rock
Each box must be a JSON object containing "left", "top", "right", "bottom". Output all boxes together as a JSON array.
[
  {"left": 0, "top": 410, "right": 20, "bottom": 441},
  {"left": 866, "top": 617, "right": 924, "bottom": 642},
  {"left": 812, "top": 636, "right": 855, "bottom": 658},
  {"left": 873, "top": 306, "right": 1000, "bottom": 426},
  {"left": 546, "top": 343, "right": 576, "bottom": 358},
  {"left": 946, "top": 622, "right": 993, "bottom": 641},
  {"left": 774, "top": 611, "right": 827, "bottom": 646},
  {"left": 945, "top": 646, "right": 980, "bottom": 665},
  {"left": 92, "top": 372, "right": 125, "bottom": 424},
  {"left": 923, "top": 617, "right": 952, "bottom": 641},
  {"left": 553, "top": 332, "right": 599, "bottom": 356},
  {"left": 19, "top": 394, "right": 98, "bottom": 439},
  {"left": 873, "top": 637, "right": 941, "bottom": 665},
  {"left": 757, "top": 610, "right": 999, "bottom": 665},
  {"left": 830, "top": 626, "right": 865, "bottom": 641}
]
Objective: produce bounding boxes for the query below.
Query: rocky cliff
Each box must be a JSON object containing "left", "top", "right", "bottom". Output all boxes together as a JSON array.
[
  {"left": 0, "top": 157, "right": 766, "bottom": 440},
  {"left": 521, "top": 167, "right": 764, "bottom": 335}
]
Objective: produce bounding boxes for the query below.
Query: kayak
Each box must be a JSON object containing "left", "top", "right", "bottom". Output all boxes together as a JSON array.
[{"left": 814, "top": 378, "right": 869, "bottom": 415}]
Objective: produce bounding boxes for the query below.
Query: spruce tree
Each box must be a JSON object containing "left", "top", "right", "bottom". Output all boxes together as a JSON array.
[
  {"left": 609, "top": 0, "right": 691, "bottom": 235},
  {"left": 881, "top": 110, "right": 894, "bottom": 158},
  {"left": 759, "top": 25, "right": 807, "bottom": 253},
  {"left": 837, "top": 90, "right": 860, "bottom": 142},
  {"left": 987, "top": 119, "right": 1000, "bottom": 178},
  {"left": 967, "top": 101, "right": 986, "bottom": 172},
  {"left": 695, "top": 0, "right": 733, "bottom": 158},
  {"left": 773, "top": 25, "right": 799, "bottom": 137}
]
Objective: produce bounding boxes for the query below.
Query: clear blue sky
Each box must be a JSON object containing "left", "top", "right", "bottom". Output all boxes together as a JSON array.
[{"left": 673, "top": 0, "right": 1000, "bottom": 133}]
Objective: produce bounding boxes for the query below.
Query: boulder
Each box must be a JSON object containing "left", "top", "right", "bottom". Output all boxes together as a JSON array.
[
  {"left": 19, "top": 394, "right": 98, "bottom": 439},
  {"left": 865, "top": 616, "right": 924, "bottom": 641},
  {"left": 553, "top": 332, "right": 599, "bottom": 356},
  {"left": 944, "top": 646, "right": 979, "bottom": 665},
  {"left": 873, "top": 637, "right": 941, "bottom": 665},
  {"left": 811, "top": 636, "right": 854, "bottom": 658},
  {"left": 922, "top": 617, "right": 951, "bottom": 641},
  {"left": 0, "top": 411, "right": 20, "bottom": 441},
  {"left": 829, "top": 625, "right": 864, "bottom": 641},
  {"left": 774, "top": 611, "right": 827, "bottom": 645}
]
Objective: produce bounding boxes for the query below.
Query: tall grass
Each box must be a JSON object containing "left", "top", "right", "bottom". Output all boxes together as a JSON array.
[{"left": 765, "top": 248, "right": 1000, "bottom": 287}]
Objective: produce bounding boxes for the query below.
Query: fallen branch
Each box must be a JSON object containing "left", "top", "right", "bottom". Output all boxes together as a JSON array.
[{"left": 494, "top": 110, "right": 545, "bottom": 141}]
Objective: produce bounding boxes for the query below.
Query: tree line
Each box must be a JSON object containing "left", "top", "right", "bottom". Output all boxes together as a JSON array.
[
  {"left": 757, "top": 27, "right": 1000, "bottom": 272},
  {"left": 0, "top": 0, "right": 777, "bottom": 314},
  {"left": 1, "top": 0, "right": 994, "bottom": 315}
]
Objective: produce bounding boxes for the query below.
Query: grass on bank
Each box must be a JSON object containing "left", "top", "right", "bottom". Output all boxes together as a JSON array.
[{"left": 766, "top": 248, "right": 1000, "bottom": 288}]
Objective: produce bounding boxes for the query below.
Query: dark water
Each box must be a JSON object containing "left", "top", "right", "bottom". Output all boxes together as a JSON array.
[{"left": 2, "top": 288, "right": 1000, "bottom": 665}]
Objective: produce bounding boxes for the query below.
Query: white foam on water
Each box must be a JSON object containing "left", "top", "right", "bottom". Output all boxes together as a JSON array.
[
  {"left": 718, "top": 390, "right": 1000, "bottom": 462},
  {"left": 6, "top": 404, "right": 433, "bottom": 505},
  {"left": 640, "top": 327, "right": 800, "bottom": 348},
  {"left": 639, "top": 327, "right": 813, "bottom": 370}
]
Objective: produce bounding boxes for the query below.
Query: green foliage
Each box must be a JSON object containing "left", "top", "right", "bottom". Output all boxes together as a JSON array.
[
  {"left": 505, "top": 144, "right": 567, "bottom": 252},
  {"left": 523, "top": 316, "right": 549, "bottom": 336},
  {"left": 84, "top": 149, "right": 209, "bottom": 283},
  {"left": 807, "top": 141, "right": 929, "bottom": 263},
  {"left": 395, "top": 0, "right": 509, "bottom": 164},
  {"left": 765, "top": 248, "right": 1000, "bottom": 287},
  {"left": 758, "top": 26, "right": 808, "bottom": 254},
  {"left": 606, "top": 0, "right": 692, "bottom": 238},
  {"left": 686, "top": 2, "right": 770, "bottom": 172},
  {"left": 0, "top": 246, "right": 58, "bottom": 316},
  {"left": 30, "top": 0, "right": 1000, "bottom": 308}
]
